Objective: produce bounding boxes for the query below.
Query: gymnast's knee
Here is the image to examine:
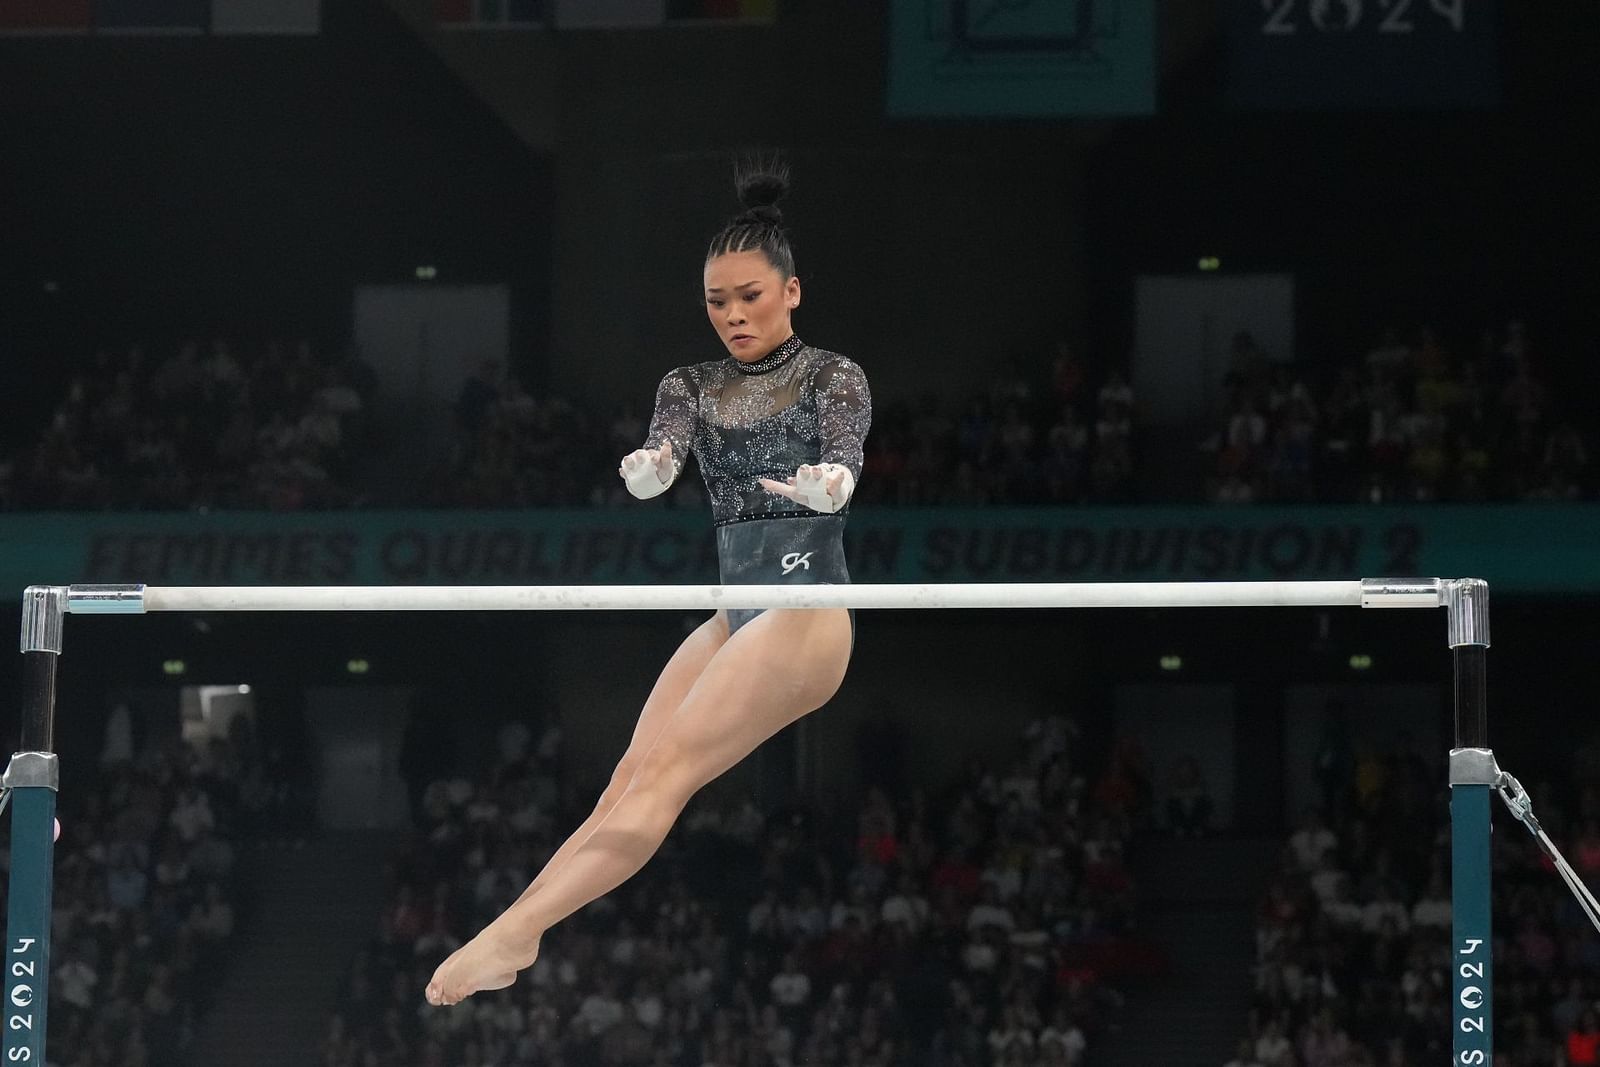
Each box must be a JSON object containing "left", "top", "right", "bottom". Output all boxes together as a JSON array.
[
  {"left": 597, "top": 759, "right": 641, "bottom": 811},
  {"left": 622, "top": 744, "right": 700, "bottom": 812}
]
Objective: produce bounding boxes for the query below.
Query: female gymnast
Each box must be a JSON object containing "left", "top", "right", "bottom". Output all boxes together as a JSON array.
[{"left": 426, "top": 163, "right": 872, "bottom": 1005}]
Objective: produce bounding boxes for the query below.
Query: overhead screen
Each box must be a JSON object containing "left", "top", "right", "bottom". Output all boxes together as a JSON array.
[
  {"left": 1226, "top": 0, "right": 1499, "bottom": 110},
  {"left": 888, "top": 0, "right": 1156, "bottom": 117}
]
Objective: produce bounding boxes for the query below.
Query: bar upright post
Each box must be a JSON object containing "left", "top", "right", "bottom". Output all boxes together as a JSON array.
[
  {"left": 1447, "top": 579, "right": 1492, "bottom": 1065},
  {"left": 4, "top": 586, "right": 65, "bottom": 1065}
]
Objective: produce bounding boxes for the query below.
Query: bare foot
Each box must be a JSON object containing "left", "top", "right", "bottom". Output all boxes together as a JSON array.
[{"left": 425, "top": 925, "right": 541, "bottom": 1006}]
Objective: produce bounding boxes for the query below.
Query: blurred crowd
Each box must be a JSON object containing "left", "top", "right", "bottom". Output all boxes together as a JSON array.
[
  {"left": 425, "top": 360, "right": 607, "bottom": 508},
  {"left": 852, "top": 355, "right": 1136, "bottom": 507},
  {"left": 3, "top": 319, "right": 1588, "bottom": 512},
  {"left": 323, "top": 714, "right": 1152, "bottom": 1067},
  {"left": 0, "top": 711, "right": 270, "bottom": 1066},
  {"left": 1228, "top": 727, "right": 1600, "bottom": 1067},
  {"left": 419, "top": 320, "right": 1589, "bottom": 509},
  {"left": 0, "top": 338, "right": 376, "bottom": 511},
  {"left": 1202, "top": 322, "right": 1586, "bottom": 504}
]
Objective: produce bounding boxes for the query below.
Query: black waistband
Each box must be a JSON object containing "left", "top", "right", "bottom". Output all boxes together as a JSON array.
[{"left": 715, "top": 513, "right": 850, "bottom": 587}]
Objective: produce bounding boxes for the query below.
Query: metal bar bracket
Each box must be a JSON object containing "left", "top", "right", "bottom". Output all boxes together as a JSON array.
[
  {"left": 1450, "top": 747, "right": 1500, "bottom": 787},
  {"left": 1360, "top": 577, "right": 1443, "bottom": 608},
  {"left": 1445, "top": 578, "right": 1490, "bottom": 648},
  {"left": 20, "top": 587, "right": 66, "bottom": 654},
  {"left": 1, "top": 753, "right": 60, "bottom": 793},
  {"left": 66, "top": 584, "right": 147, "bottom": 615}
]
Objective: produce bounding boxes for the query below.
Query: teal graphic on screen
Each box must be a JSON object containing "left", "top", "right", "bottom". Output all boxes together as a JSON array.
[{"left": 888, "top": 0, "right": 1155, "bottom": 117}]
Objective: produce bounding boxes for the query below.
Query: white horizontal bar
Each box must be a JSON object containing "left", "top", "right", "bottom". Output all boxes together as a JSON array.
[{"left": 123, "top": 581, "right": 1377, "bottom": 614}]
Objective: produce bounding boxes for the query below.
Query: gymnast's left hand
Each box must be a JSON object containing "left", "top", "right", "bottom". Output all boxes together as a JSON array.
[{"left": 760, "top": 463, "right": 855, "bottom": 514}]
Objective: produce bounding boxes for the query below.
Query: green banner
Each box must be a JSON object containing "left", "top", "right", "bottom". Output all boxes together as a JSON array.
[
  {"left": 0, "top": 506, "right": 1593, "bottom": 596},
  {"left": 888, "top": 0, "right": 1156, "bottom": 118}
]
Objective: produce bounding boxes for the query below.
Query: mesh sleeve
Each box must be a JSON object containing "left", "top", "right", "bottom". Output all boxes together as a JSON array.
[
  {"left": 813, "top": 356, "right": 872, "bottom": 480},
  {"left": 643, "top": 367, "right": 698, "bottom": 483}
]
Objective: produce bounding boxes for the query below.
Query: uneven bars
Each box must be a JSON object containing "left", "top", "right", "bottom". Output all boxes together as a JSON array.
[
  {"left": 56, "top": 578, "right": 1449, "bottom": 615},
  {"left": 4, "top": 574, "right": 1483, "bottom": 1067}
]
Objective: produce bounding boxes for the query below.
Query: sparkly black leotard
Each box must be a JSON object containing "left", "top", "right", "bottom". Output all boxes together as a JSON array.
[{"left": 644, "top": 334, "right": 872, "bottom": 634}]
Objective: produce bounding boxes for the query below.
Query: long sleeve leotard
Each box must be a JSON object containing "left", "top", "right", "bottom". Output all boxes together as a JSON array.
[{"left": 642, "top": 333, "right": 871, "bottom": 633}]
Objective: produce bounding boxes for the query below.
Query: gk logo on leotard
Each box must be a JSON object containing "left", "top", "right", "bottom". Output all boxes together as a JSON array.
[{"left": 781, "top": 552, "right": 812, "bottom": 575}]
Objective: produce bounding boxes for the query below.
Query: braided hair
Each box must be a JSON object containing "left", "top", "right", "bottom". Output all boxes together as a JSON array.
[{"left": 705, "top": 160, "right": 796, "bottom": 280}]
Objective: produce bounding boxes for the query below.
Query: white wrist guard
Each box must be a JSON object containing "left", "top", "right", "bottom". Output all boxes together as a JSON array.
[
  {"left": 794, "top": 463, "right": 855, "bottom": 514},
  {"left": 620, "top": 449, "right": 675, "bottom": 500}
]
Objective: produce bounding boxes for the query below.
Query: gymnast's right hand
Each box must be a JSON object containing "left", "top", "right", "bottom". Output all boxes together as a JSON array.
[{"left": 619, "top": 441, "right": 675, "bottom": 499}]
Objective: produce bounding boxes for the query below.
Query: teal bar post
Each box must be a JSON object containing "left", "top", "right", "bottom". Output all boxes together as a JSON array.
[
  {"left": 1451, "top": 779, "right": 1492, "bottom": 1064},
  {"left": 4, "top": 779, "right": 57, "bottom": 1064},
  {"left": 5, "top": 587, "right": 66, "bottom": 1065},
  {"left": 1446, "top": 581, "right": 1491, "bottom": 1065}
]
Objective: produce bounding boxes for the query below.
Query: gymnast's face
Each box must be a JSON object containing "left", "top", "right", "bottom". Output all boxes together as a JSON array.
[{"left": 704, "top": 249, "right": 801, "bottom": 363}]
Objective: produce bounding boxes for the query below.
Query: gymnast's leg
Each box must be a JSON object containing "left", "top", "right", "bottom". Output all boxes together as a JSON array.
[
  {"left": 426, "top": 606, "right": 852, "bottom": 1005},
  {"left": 425, "top": 613, "right": 729, "bottom": 984},
  {"left": 513, "top": 612, "right": 729, "bottom": 903}
]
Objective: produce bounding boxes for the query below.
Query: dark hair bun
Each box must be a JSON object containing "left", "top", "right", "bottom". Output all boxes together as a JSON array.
[
  {"left": 735, "top": 161, "right": 790, "bottom": 225},
  {"left": 706, "top": 157, "right": 797, "bottom": 275}
]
